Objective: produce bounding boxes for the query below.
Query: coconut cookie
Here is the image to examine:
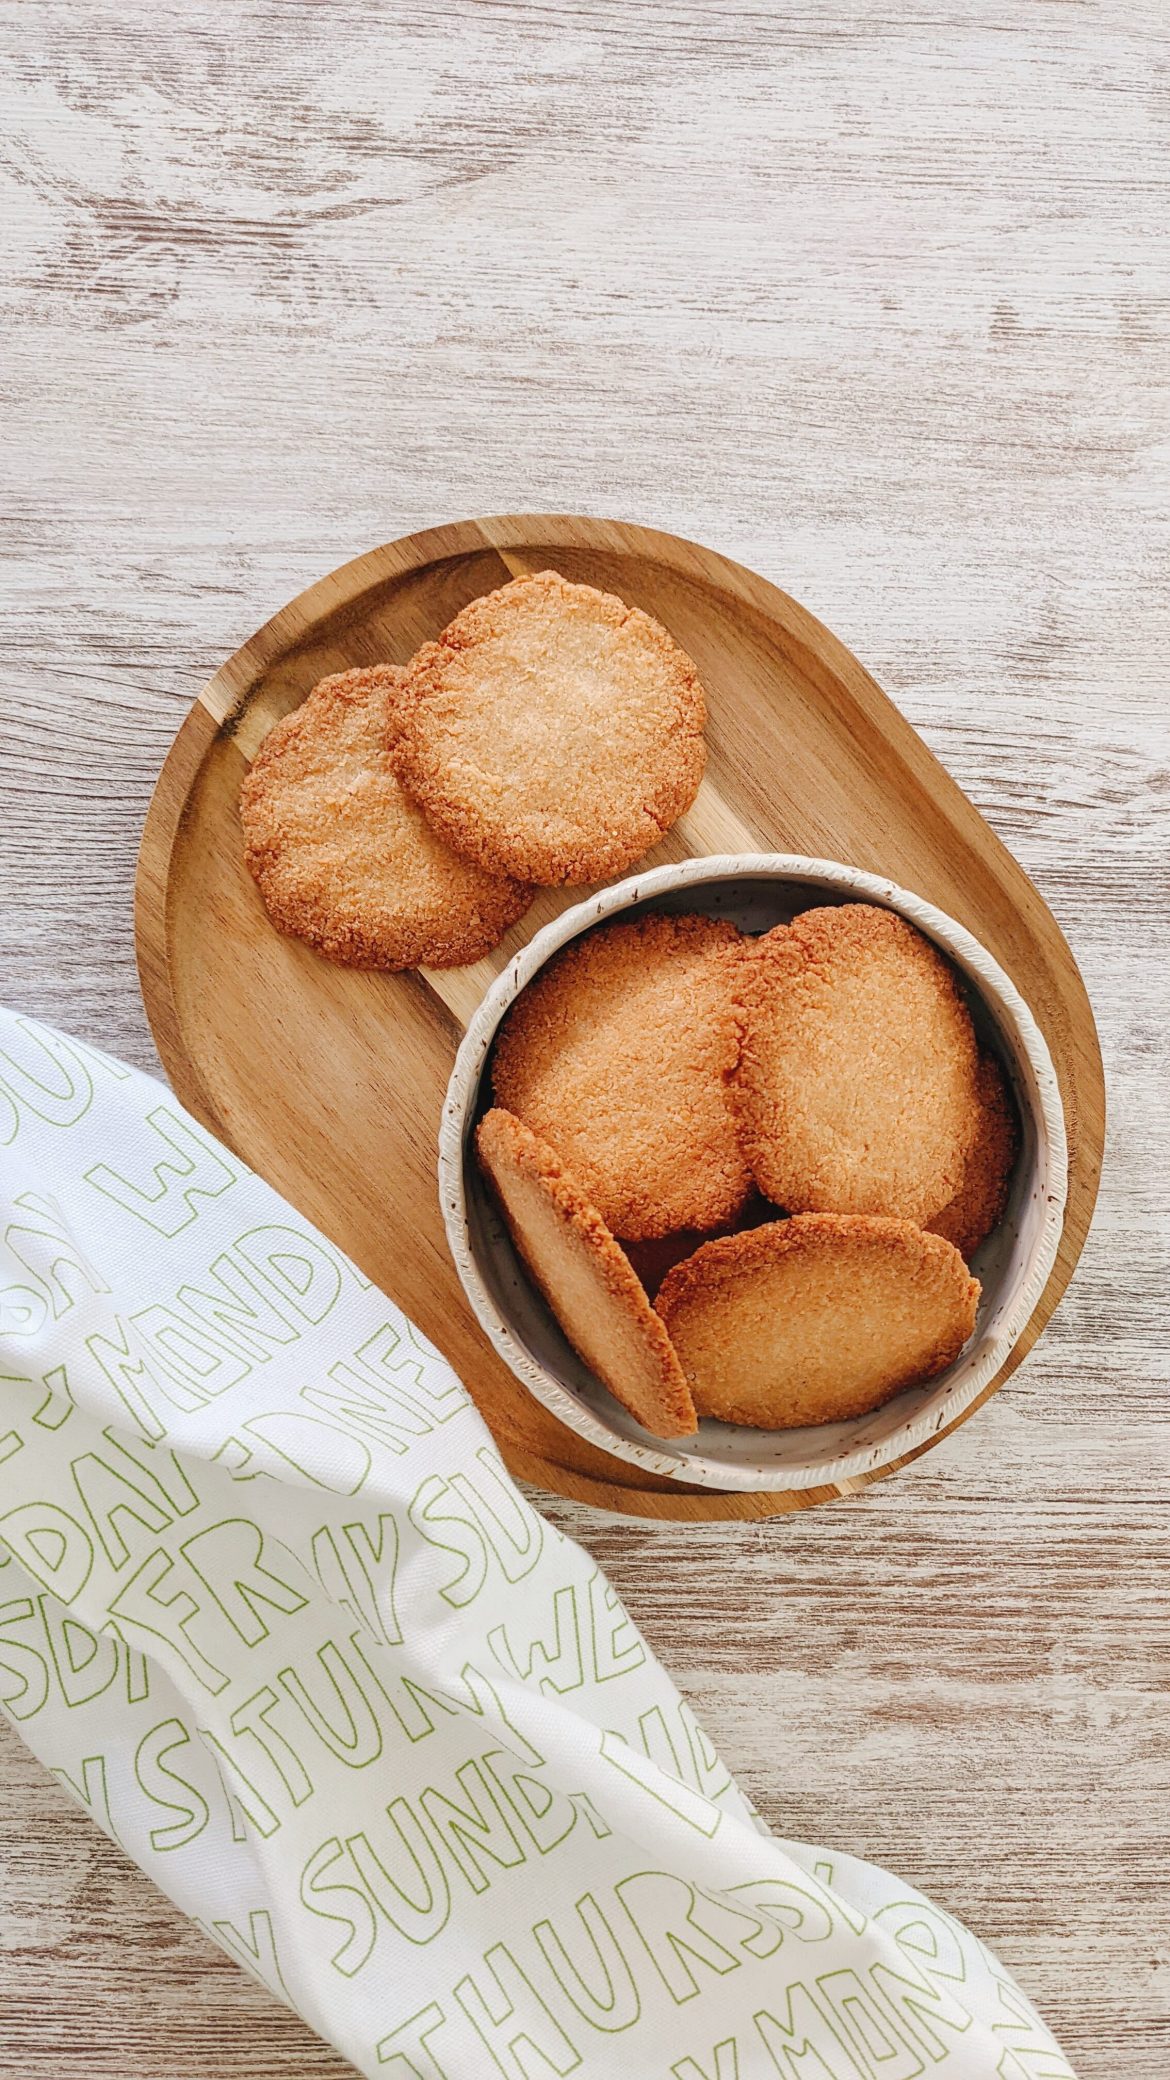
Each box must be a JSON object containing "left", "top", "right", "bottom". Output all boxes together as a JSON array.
[
  {"left": 730, "top": 903, "right": 981, "bottom": 1224},
  {"left": 492, "top": 913, "right": 752, "bottom": 1240},
  {"left": 929, "top": 1052, "right": 1019, "bottom": 1261},
  {"left": 240, "top": 666, "right": 532, "bottom": 969},
  {"left": 396, "top": 569, "right": 707, "bottom": 885},
  {"left": 656, "top": 1213, "right": 979, "bottom": 1430},
  {"left": 475, "top": 1108, "right": 696, "bottom": 1440}
]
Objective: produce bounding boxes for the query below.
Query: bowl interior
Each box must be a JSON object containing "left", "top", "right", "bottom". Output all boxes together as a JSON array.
[{"left": 451, "top": 864, "right": 1061, "bottom": 1490}]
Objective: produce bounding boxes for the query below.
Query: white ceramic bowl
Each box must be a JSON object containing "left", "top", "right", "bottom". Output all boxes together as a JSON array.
[{"left": 439, "top": 857, "right": 1068, "bottom": 1493}]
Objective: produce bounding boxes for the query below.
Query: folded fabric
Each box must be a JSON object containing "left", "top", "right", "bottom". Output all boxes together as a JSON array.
[{"left": 0, "top": 1005, "right": 1074, "bottom": 2078}]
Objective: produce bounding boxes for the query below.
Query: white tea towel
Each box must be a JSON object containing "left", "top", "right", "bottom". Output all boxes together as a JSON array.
[{"left": 0, "top": 1006, "right": 1074, "bottom": 2077}]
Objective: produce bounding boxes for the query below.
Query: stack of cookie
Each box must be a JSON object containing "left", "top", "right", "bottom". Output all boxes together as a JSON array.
[
  {"left": 476, "top": 904, "right": 1018, "bottom": 1441},
  {"left": 239, "top": 570, "right": 707, "bottom": 967}
]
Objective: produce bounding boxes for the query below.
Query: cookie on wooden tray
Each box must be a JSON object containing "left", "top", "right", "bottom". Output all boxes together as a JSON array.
[
  {"left": 655, "top": 1213, "right": 980, "bottom": 1430},
  {"left": 396, "top": 569, "right": 707, "bottom": 885},
  {"left": 240, "top": 665, "right": 532, "bottom": 969},
  {"left": 491, "top": 912, "right": 753, "bottom": 1240},
  {"left": 928, "top": 1051, "right": 1019, "bottom": 1260},
  {"left": 475, "top": 1108, "right": 697, "bottom": 1440},
  {"left": 730, "top": 903, "right": 981, "bottom": 1224}
]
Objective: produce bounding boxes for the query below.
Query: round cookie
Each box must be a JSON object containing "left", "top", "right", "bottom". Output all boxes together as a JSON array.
[
  {"left": 475, "top": 1109, "right": 696, "bottom": 1440},
  {"left": 656, "top": 1213, "right": 980, "bottom": 1430},
  {"left": 492, "top": 913, "right": 753, "bottom": 1241},
  {"left": 240, "top": 665, "right": 531, "bottom": 969},
  {"left": 928, "top": 1052, "right": 1019, "bottom": 1260},
  {"left": 730, "top": 903, "right": 981, "bottom": 1224},
  {"left": 396, "top": 569, "right": 707, "bottom": 885}
]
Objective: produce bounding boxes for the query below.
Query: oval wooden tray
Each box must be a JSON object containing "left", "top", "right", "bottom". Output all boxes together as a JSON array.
[{"left": 136, "top": 516, "right": 1104, "bottom": 1522}]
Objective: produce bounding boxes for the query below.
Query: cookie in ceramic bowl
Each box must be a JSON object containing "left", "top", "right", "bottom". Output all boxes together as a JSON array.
[
  {"left": 655, "top": 1214, "right": 979, "bottom": 1430},
  {"left": 440, "top": 854, "right": 1066, "bottom": 1493},
  {"left": 491, "top": 910, "right": 751, "bottom": 1239}
]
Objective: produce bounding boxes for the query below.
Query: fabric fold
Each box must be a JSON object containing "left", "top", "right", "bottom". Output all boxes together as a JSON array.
[{"left": 0, "top": 1005, "right": 1074, "bottom": 2077}]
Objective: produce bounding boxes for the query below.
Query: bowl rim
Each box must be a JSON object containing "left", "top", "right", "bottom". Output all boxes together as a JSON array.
[{"left": 438, "top": 854, "right": 1070, "bottom": 1492}]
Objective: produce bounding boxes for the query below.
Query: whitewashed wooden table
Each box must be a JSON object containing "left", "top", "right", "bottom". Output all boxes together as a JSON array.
[{"left": 2, "top": 5, "right": 1168, "bottom": 2075}]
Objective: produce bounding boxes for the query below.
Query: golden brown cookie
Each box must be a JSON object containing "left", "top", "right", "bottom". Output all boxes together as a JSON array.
[
  {"left": 475, "top": 1108, "right": 696, "bottom": 1439},
  {"left": 730, "top": 904, "right": 981, "bottom": 1224},
  {"left": 928, "top": 1052, "right": 1018, "bottom": 1260},
  {"left": 240, "top": 665, "right": 531, "bottom": 969},
  {"left": 492, "top": 913, "right": 752, "bottom": 1240},
  {"left": 656, "top": 1213, "right": 980, "bottom": 1429},
  {"left": 396, "top": 570, "right": 707, "bottom": 885}
]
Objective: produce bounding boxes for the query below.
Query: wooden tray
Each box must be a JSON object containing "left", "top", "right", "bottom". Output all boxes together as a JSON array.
[{"left": 135, "top": 516, "right": 1104, "bottom": 1522}]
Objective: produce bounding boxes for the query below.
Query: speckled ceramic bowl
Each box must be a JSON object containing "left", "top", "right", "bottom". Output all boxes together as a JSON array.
[{"left": 438, "top": 856, "right": 1068, "bottom": 1493}]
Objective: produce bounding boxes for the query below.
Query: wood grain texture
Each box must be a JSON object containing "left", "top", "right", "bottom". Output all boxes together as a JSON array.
[
  {"left": 134, "top": 512, "right": 1103, "bottom": 1517},
  {"left": 0, "top": 1, "right": 1167, "bottom": 2075}
]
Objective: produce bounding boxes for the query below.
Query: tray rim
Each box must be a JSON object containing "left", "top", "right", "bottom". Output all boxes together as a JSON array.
[{"left": 134, "top": 512, "right": 1105, "bottom": 1523}]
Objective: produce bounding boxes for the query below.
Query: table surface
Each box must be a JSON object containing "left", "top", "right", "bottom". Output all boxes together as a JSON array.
[{"left": 1, "top": 4, "right": 1167, "bottom": 2075}]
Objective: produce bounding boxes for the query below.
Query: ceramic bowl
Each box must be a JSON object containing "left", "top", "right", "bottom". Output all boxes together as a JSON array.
[{"left": 438, "top": 856, "right": 1068, "bottom": 1493}]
